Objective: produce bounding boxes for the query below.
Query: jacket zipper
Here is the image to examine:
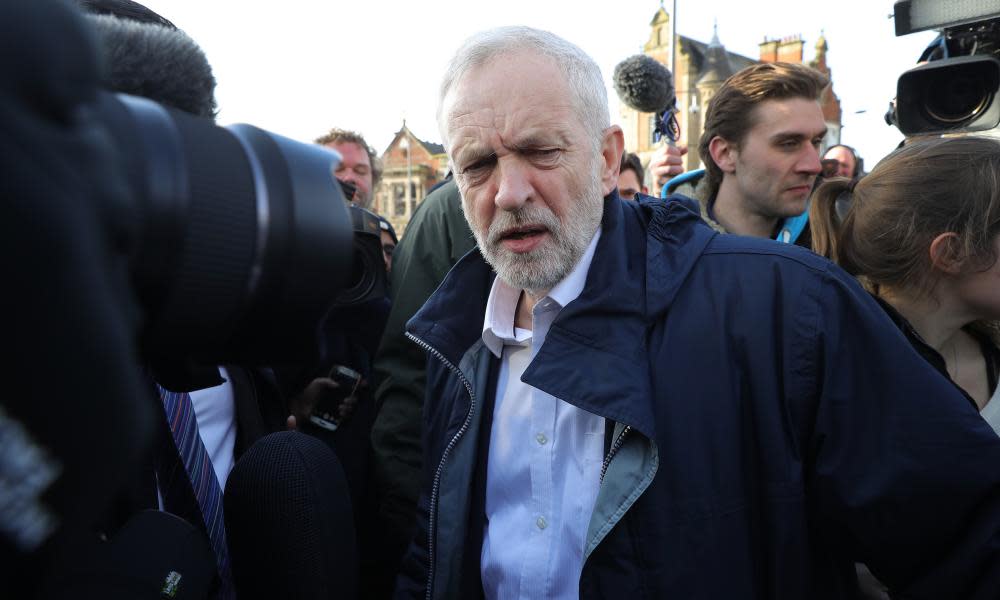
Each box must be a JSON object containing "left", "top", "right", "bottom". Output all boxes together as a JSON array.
[
  {"left": 599, "top": 425, "right": 631, "bottom": 483},
  {"left": 406, "top": 332, "right": 477, "bottom": 600}
]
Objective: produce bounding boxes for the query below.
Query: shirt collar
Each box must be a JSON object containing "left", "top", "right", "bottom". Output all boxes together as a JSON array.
[{"left": 482, "top": 228, "right": 601, "bottom": 357}]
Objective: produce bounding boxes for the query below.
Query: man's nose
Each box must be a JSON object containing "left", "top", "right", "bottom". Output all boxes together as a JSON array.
[
  {"left": 797, "top": 146, "right": 822, "bottom": 175},
  {"left": 494, "top": 159, "right": 533, "bottom": 211}
]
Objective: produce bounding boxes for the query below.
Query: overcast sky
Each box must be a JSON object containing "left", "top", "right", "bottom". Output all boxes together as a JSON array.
[{"left": 140, "top": 0, "right": 937, "bottom": 168}]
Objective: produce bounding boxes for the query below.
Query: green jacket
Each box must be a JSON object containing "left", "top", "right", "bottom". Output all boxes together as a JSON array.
[{"left": 370, "top": 178, "right": 475, "bottom": 570}]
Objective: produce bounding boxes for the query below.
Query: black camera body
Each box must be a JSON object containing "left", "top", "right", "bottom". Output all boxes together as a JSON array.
[
  {"left": 891, "top": 0, "right": 1000, "bottom": 136},
  {"left": 333, "top": 179, "right": 388, "bottom": 307},
  {"left": 339, "top": 204, "right": 388, "bottom": 305}
]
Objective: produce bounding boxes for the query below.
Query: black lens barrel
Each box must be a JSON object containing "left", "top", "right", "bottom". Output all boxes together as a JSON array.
[
  {"left": 98, "top": 92, "right": 352, "bottom": 364},
  {"left": 896, "top": 55, "right": 1000, "bottom": 135}
]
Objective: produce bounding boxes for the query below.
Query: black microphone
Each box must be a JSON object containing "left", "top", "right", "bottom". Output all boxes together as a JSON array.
[{"left": 612, "top": 54, "right": 680, "bottom": 143}]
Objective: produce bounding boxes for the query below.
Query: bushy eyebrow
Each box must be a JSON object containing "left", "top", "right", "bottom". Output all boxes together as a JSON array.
[
  {"left": 452, "top": 129, "right": 572, "bottom": 167},
  {"left": 508, "top": 131, "right": 570, "bottom": 151},
  {"left": 452, "top": 145, "right": 495, "bottom": 168},
  {"left": 770, "top": 127, "right": 828, "bottom": 143},
  {"left": 336, "top": 163, "right": 370, "bottom": 172}
]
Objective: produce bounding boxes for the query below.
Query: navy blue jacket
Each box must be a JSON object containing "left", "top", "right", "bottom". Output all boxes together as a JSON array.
[{"left": 397, "top": 193, "right": 1000, "bottom": 599}]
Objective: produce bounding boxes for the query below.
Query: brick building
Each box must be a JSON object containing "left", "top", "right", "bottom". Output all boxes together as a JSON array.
[
  {"left": 374, "top": 121, "right": 449, "bottom": 234},
  {"left": 622, "top": 7, "right": 843, "bottom": 175}
]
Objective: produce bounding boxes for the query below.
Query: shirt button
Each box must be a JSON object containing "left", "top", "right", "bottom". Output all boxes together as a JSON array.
[
  {"left": 536, "top": 516, "right": 547, "bottom": 530},
  {"left": 535, "top": 432, "right": 547, "bottom": 445}
]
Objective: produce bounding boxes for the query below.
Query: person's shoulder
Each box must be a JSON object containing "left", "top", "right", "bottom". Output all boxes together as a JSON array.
[
  {"left": 629, "top": 197, "right": 845, "bottom": 284},
  {"left": 690, "top": 233, "right": 869, "bottom": 303},
  {"left": 703, "top": 233, "right": 833, "bottom": 272},
  {"left": 419, "top": 178, "right": 460, "bottom": 212},
  {"left": 404, "top": 178, "right": 464, "bottom": 233}
]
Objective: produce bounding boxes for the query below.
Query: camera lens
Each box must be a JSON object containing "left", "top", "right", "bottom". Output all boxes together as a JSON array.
[
  {"left": 335, "top": 205, "right": 387, "bottom": 307},
  {"left": 95, "top": 92, "right": 354, "bottom": 363},
  {"left": 821, "top": 159, "right": 840, "bottom": 178},
  {"left": 923, "top": 68, "right": 992, "bottom": 124},
  {"left": 896, "top": 56, "right": 1000, "bottom": 135}
]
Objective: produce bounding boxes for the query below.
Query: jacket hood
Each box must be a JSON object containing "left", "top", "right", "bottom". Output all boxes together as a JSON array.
[
  {"left": 672, "top": 171, "right": 728, "bottom": 234},
  {"left": 406, "top": 192, "right": 716, "bottom": 437}
]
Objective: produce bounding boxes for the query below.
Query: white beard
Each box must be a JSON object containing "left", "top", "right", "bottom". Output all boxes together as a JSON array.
[{"left": 464, "top": 169, "right": 604, "bottom": 295}]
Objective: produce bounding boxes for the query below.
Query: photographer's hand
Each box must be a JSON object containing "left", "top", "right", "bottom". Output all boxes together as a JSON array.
[
  {"left": 287, "top": 377, "right": 341, "bottom": 430},
  {"left": 337, "top": 378, "right": 367, "bottom": 422},
  {"left": 285, "top": 376, "right": 366, "bottom": 430}
]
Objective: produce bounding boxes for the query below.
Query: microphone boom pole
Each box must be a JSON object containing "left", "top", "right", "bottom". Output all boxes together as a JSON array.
[{"left": 670, "top": 0, "right": 677, "bottom": 77}]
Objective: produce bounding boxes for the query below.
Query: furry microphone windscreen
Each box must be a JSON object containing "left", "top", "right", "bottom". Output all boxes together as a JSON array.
[
  {"left": 612, "top": 54, "right": 675, "bottom": 115},
  {"left": 87, "top": 14, "right": 218, "bottom": 119},
  {"left": 224, "top": 432, "right": 358, "bottom": 600}
]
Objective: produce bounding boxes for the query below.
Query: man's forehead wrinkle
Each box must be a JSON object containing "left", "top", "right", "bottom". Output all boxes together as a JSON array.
[
  {"left": 443, "top": 56, "right": 580, "bottom": 162},
  {"left": 446, "top": 105, "right": 494, "bottom": 134},
  {"left": 446, "top": 105, "right": 495, "bottom": 156}
]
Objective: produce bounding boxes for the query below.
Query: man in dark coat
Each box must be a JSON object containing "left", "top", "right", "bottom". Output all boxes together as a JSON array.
[{"left": 396, "top": 26, "right": 1000, "bottom": 599}]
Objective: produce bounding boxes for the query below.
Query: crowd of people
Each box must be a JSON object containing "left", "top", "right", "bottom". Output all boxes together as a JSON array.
[{"left": 7, "top": 0, "right": 1000, "bottom": 599}]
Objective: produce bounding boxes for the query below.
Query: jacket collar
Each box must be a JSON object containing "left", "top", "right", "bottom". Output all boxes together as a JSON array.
[{"left": 407, "top": 192, "right": 716, "bottom": 438}]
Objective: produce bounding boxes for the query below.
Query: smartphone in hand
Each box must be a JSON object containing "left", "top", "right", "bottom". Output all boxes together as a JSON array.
[{"left": 308, "top": 365, "right": 362, "bottom": 432}]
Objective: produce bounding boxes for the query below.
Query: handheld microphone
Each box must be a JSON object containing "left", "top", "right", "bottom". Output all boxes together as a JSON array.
[{"left": 612, "top": 54, "right": 680, "bottom": 144}]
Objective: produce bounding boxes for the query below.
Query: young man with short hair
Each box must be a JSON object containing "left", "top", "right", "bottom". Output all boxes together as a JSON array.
[{"left": 672, "top": 62, "right": 828, "bottom": 245}]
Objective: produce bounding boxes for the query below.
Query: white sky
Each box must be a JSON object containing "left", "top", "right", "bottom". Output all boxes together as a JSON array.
[{"left": 140, "top": 0, "right": 938, "bottom": 168}]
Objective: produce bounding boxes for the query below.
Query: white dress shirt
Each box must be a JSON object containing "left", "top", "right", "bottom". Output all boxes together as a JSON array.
[
  {"left": 480, "top": 230, "right": 605, "bottom": 600},
  {"left": 156, "top": 368, "right": 237, "bottom": 510},
  {"left": 189, "top": 367, "right": 237, "bottom": 489},
  {"left": 980, "top": 383, "right": 1000, "bottom": 437}
]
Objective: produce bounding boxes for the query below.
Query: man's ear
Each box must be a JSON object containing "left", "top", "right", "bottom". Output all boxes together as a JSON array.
[
  {"left": 929, "top": 232, "right": 965, "bottom": 274},
  {"left": 709, "top": 136, "right": 738, "bottom": 174},
  {"left": 599, "top": 125, "right": 625, "bottom": 196}
]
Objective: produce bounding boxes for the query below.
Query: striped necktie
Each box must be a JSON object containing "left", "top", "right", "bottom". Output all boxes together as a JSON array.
[{"left": 156, "top": 384, "right": 233, "bottom": 599}]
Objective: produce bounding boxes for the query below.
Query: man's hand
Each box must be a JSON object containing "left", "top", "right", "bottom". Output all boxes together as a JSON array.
[
  {"left": 286, "top": 376, "right": 364, "bottom": 431},
  {"left": 649, "top": 143, "right": 688, "bottom": 196}
]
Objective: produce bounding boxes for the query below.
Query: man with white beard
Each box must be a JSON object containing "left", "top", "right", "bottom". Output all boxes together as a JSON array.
[{"left": 395, "top": 26, "right": 1000, "bottom": 600}]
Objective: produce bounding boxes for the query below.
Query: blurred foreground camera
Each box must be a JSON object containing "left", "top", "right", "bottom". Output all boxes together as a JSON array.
[
  {"left": 95, "top": 92, "right": 354, "bottom": 364},
  {"left": 1, "top": 1, "right": 369, "bottom": 592},
  {"left": 890, "top": 0, "right": 1000, "bottom": 136}
]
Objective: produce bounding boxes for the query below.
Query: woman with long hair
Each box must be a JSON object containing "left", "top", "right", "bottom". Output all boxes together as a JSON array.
[
  {"left": 812, "top": 135, "right": 1000, "bottom": 600},
  {"left": 811, "top": 136, "right": 1000, "bottom": 430}
]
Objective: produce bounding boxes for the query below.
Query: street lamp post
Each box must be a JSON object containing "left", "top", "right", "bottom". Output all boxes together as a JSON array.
[{"left": 399, "top": 131, "right": 412, "bottom": 220}]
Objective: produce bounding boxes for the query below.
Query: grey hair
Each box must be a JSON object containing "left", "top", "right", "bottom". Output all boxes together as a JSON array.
[{"left": 436, "top": 26, "right": 608, "bottom": 150}]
